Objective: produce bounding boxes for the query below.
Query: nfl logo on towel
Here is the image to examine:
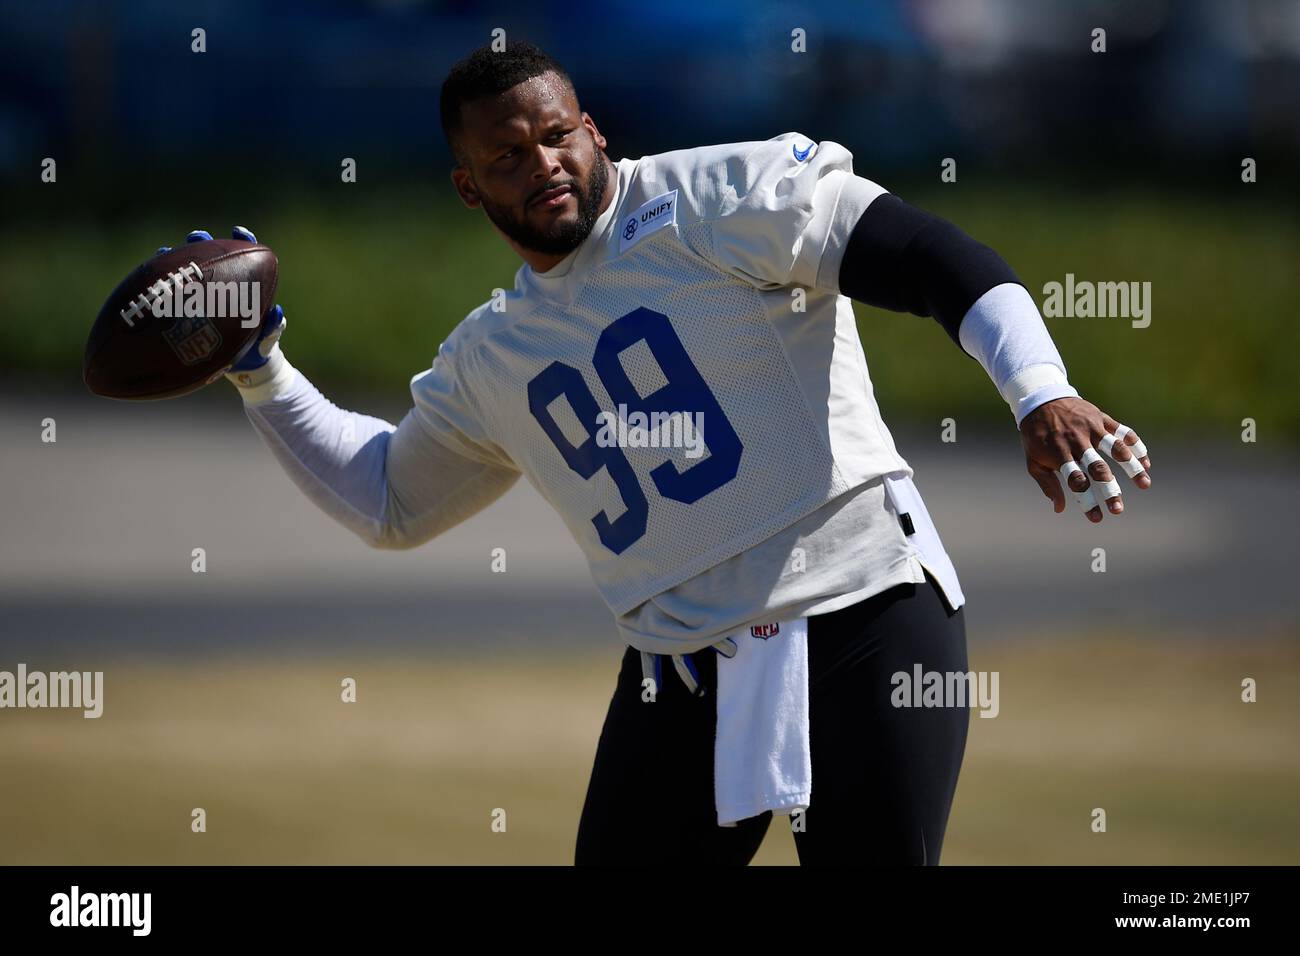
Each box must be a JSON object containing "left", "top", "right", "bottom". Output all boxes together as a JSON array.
[{"left": 750, "top": 623, "right": 780, "bottom": 640}]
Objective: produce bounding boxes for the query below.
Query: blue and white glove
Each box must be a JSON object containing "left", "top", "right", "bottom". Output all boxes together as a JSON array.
[
  {"left": 641, "top": 636, "right": 740, "bottom": 699},
  {"left": 157, "top": 226, "right": 288, "bottom": 384}
]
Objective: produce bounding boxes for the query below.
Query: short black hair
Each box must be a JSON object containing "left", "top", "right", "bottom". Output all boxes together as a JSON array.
[{"left": 440, "top": 40, "right": 575, "bottom": 161}]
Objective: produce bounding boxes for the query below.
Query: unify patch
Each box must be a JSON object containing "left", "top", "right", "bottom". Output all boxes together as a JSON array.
[{"left": 619, "top": 190, "right": 678, "bottom": 253}]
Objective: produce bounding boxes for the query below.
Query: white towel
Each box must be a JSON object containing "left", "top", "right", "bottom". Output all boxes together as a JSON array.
[
  {"left": 713, "top": 617, "right": 812, "bottom": 827},
  {"left": 707, "top": 475, "right": 963, "bottom": 828}
]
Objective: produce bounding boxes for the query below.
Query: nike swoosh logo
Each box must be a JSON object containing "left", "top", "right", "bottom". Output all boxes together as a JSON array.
[{"left": 792, "top": 142, "right": 814, "bottom": 162}]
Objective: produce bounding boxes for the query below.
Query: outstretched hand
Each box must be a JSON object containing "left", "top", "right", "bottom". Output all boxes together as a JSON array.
[{"left": 1019, "top": 397, "right": 1152, "bottom": 522}]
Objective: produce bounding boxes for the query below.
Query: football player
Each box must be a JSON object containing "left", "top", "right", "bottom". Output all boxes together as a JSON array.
[{"left": 202, "top": 40, "right": 1151, "bottom": 865}]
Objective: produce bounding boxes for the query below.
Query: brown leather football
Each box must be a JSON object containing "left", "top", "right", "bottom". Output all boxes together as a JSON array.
[{"left": 83, "top": 238, "right": 278, "bottom": 400}]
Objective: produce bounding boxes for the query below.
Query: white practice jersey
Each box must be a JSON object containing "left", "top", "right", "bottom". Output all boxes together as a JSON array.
[
  {"left": 236, "top": 131, "right": 969, "bottom": 654},
  {"left": 407, "top": 132, "right": 962, "bottom": 637}
]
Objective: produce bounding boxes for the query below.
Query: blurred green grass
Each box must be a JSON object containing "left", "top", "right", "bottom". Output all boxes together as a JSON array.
[
  {"left": 1, "top": 633, "right": 1296, "bottom": 865},
  {"left": 7, "top": 183, "right": 1297, "bottom": 434}
]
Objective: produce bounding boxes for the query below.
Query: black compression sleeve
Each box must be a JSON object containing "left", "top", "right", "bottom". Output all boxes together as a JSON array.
[{"left": 838, "top": 193, "right": 1022, "bottom": 347}]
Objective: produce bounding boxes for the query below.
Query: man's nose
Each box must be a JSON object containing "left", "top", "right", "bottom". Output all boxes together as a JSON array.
[{"left": 527, "top": 144, "right": 562, "bottom": 179}]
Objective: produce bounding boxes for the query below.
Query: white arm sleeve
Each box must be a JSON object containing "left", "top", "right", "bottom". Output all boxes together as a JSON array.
[
  {"left": 230, "top": 345, "right": 520, "bottom": 549},
  {"left": 957, "top": 283, "right": 1081, "bottom": 426}
]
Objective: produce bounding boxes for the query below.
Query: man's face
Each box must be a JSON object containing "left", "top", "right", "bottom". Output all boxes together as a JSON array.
[{"left": 451, "top": 73, "right": 610, "bottom": 260}]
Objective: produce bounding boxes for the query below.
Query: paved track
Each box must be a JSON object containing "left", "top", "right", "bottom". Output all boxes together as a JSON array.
[{"left": 2, "top": 389, "right": 1296, "bottom": 658}]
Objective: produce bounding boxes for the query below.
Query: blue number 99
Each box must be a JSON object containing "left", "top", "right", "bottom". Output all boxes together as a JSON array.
[
  {"left": 593, "top": 308, "right": 742, "bottom": 504},
  {"left": 527, "top": 308, "right": 743, "bottom": 553}
]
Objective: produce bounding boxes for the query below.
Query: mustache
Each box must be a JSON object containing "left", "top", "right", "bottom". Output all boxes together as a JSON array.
[{"left": 527, "top": 179, "right": 578, "bottom": 206}]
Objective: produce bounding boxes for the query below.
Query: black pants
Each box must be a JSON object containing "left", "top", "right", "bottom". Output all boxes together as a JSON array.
[{"left": 575, "top": 572, "right": 969, "bottom": 865}]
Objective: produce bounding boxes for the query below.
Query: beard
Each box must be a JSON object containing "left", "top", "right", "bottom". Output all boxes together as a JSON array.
[{"left": 477, "top": 148, "right": 610, "bottom": 258}]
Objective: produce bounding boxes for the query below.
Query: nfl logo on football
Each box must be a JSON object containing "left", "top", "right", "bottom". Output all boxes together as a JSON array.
[{"left": 162, "top": 315, "right": 224, "bottom": 365}]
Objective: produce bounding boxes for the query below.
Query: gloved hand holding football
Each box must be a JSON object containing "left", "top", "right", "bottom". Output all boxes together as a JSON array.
[{"left": 83, "top": 225, "right": 284, "bottom": 400}]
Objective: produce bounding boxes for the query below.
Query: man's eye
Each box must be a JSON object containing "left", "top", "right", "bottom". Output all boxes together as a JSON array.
[{"left": 548, "top": 130, "right": 570, "bottom": 143}]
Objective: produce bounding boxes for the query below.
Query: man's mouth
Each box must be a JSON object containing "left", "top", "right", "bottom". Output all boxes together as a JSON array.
[{"left": 530, "top": 184, "right": 574, "bottom": 209}]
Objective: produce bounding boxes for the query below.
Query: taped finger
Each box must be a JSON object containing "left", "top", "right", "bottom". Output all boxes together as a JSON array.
[
  {"left": 1058, "top": 460, "right": 1099, "bottom": 514},
  {"left": 1100, "top": 428, "right": 1148, "bottom": 479},
  {"left": 1112, "top": 423, "right": 1149, "bottom": 461},
  {"left": 1080, "top": 447, "right": 1122, "bottom": 503}
]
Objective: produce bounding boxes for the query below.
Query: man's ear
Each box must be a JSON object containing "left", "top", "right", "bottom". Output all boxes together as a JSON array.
[
  {"left": 451, "top": 166, "right": 480, "bottom": 209},
  {"left": 581, "top": 112, "right": 607, "bottom": 151}
]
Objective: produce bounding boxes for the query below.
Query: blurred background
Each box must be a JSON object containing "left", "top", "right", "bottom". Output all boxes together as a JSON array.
[{"left": 0, "top": 0, "right": 1297, "bottom": 864}]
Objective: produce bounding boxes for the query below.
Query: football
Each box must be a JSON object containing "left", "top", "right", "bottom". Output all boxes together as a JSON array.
[{"left": 83, "top": 238, "right": 278, "bottom": 400}]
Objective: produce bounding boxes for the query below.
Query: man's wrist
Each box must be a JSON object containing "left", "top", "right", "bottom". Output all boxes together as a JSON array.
[
  {"left": 1002, "top": 363, "right": 1080, "bottom": 426},
  {"left": 225, "top": 344, "right": 297, "bottom": 405}
]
